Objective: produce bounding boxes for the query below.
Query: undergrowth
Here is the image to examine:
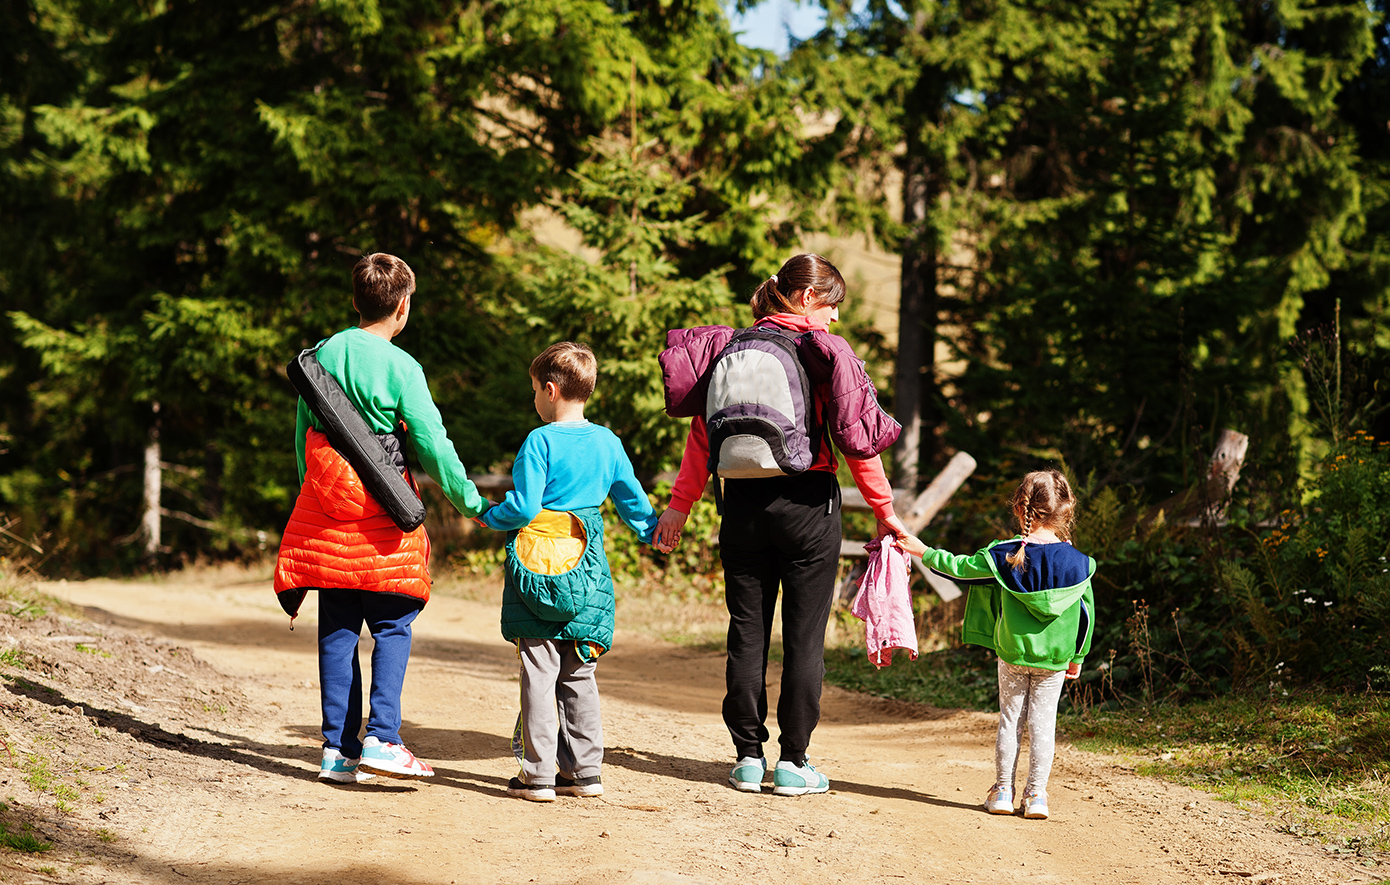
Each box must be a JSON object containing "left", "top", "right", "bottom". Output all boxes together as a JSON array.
[{"left": 1064, "top": 691, "right": 1390, "bottom": 853}]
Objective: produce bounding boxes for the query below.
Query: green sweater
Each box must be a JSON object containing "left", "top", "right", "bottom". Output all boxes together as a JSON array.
[
  {"left": 294, "top": 326, "right": 487, "bottom": 518},
  {"left": 922, "top": 538, "right": 1095, "bottom": 671}
]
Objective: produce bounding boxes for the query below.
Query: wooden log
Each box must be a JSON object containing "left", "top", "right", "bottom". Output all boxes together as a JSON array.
[
  {"left": 1139, "top": 429, "right": 1249, "bottom": 529},
  {"left": 838, "top": 451, "right": 977, "bottom": 603},
  {"left": 902, "top": 451, "right": 978, "bottom": 535}
]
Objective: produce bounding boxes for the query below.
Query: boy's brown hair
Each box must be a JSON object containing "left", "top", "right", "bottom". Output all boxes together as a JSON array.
[
  {"left": 353, "top": 253, "right": 416, "bottom": 321},
  {"left": 530, "top": 342, "right": 597, "bottom": 402}
]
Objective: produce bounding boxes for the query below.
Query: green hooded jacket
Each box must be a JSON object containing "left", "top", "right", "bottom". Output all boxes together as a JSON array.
[{"left": 922, "top": 538, "right": 1095, "bottom": 671}]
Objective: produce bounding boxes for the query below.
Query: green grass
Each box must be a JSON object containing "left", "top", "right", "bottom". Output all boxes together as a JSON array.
[
  {"left": 0, "top": 821, "right": 52, "bottom": 854},
  {"left": 0, "top": 647, "right": 27, "bottom": 668},
  {"left": 821, "top": 648, "right": 1390, "bottom": 852},
  {"left": 23, "top": 754, "right": 80, "bottom": 808},
  {"left": 822, "top": 644, "right": 1000, "bottom": 711},
  {"left": 1064, "top": 692, "right": 1390, "bottom": 851}
]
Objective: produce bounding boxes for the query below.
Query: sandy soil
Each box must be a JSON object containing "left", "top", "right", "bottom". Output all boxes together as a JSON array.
[{"left": 0, "top": 572, "right": 1378, "bottom": 885}]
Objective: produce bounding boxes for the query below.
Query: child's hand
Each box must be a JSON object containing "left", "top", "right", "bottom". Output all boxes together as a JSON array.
[
  {"left": 471, "top": 501, "right": 496, "bottom": 529},
  {"left": 653, "top": 508, "right": 688, "bottom": 553},
  {"left": 1066, "top": 662, "right": 1081, "bottom": 680},
  {"left": 897, "top": 533, "right": 928, "bottom": 559}
]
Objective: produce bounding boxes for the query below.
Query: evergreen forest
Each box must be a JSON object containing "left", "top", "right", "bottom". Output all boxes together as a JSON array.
[{"left": 2, "top": 0, "right": 1388, "bottom": 697}]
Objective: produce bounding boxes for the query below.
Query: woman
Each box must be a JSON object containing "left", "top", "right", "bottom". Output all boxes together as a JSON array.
[{"left": 654, "top": 253, "right": 920, "bottom": 795}]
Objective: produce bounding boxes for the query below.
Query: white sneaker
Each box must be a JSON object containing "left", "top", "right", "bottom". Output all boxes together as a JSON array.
[
  {"left": 318, "top": 748, "right": 374, "bottom": 783},
  {"left": 357, "top": 735, "right": 435, "bottom": 779},
  {"left": 771, "top": 758, "right": 830, "bottom": 796},
  {"left": 1022, "top": 791, "right": 1049, "bottom": 819},
  {"left": 728, "top": 756, "right": 766, "bottom": 793},
  {"left": 984, "top": 783, "right": 1014, "bottom": 814}
]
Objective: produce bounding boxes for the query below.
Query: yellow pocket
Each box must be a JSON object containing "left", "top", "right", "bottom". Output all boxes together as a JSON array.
[{"left": 515, "top": 510, "right": 586, "bottom": 576}]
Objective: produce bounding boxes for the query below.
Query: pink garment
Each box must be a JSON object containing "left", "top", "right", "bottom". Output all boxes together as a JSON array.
[{"left": 850, "top": 535, "right": 918, "bottom": 668}]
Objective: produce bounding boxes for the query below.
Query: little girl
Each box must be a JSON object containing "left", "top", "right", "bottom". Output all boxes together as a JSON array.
[{"left": 900, "top": 469, "right": 1094, "bottom": 819}]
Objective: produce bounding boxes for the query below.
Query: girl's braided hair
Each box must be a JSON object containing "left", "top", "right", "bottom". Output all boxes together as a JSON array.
[{"left": 1004, "top": 469, "right": 1076, "bottom": 572}]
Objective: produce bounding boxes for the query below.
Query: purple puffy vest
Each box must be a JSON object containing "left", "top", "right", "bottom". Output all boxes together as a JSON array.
[{"left": 704, "top": 327, "right": 819, "bottom": 478}]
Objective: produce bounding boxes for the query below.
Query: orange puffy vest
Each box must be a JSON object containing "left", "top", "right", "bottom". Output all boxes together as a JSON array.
[{"left": 273, "top": 429, "right": 431, "bottom": 617}]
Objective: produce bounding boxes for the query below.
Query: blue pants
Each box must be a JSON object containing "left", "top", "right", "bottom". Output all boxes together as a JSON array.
[{"left": 318, "top": 590, "right": 422, "bottom": 757}]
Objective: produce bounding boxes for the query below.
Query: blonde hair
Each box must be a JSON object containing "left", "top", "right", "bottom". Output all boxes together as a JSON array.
[
  {"left": 1004, "top": 469, "right": 1076, "bottom": 572},
  {"left": 352, "top": 253, "right": 415, "bottom": 320},
  {"left": 750, "top": 253, "right": 847, "bottom": 320},
  {"left": 530, "top": 341, "right": 597, "bottom": 402}
]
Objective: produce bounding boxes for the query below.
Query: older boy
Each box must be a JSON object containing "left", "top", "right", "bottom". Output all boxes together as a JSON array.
[
  {"left": 275, "top": 253, "right": 489, "bottom": 783},
  {"left": 480, "top": 342, "right": 659, "bottom": 801}
]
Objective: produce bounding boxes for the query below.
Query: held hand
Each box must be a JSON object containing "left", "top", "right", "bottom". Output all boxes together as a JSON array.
[
  {"left": 653, "top": 508, "right": 689, "bottom": 553},
  {"left": 877, "top": 514, "right": 927, "bottom": 564},
  {"left": 897, "top": 533, "right": 928, "bottom": 558},
  {"left": 471, "top": 502, "right": 496, "bottom": 530},
  {"left": 1066, "top": 662, "right": 1082, "bottom": 680},
  {"left": 876, "top": 514, "right": 911, "bottom": 541}
]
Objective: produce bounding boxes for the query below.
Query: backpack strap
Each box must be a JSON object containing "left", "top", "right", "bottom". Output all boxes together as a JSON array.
[{"left": 287, "top": 343, "right": 427, "bottom": 532}]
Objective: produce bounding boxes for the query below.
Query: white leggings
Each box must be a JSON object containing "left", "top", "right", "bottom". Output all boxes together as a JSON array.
[{"left": 995, "top": 658, "right": 1068, "bottom": 797}]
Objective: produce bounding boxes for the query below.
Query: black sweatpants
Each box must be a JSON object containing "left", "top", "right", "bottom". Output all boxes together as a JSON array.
[{"left": 719, "top": 470, "right": 841, "bottom": 762}]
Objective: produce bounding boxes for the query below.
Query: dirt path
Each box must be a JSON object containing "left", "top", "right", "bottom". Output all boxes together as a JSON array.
[{"left": 21, "top": 574, "right": 1377, "bottom": 885}]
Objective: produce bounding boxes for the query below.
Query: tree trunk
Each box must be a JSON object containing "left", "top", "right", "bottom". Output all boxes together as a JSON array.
[
  {"left": 892, "top": 160, "right": 939, "bottom": 490},
  {"left": 141, "top": 402, "right": 161, "bottom": 560}
]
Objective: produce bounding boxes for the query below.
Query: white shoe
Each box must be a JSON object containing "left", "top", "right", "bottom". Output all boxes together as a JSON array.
[
  {"left": 357, "top": 735, "right": 435, "bottom": 779},
  {"left": 728, "top": 756, "right": 766, "bottom": 793},
  {"left": 318, "top": 748, "right": 373, "bottom": 783},
  {"left": 1022, "top": 791, "right": 1049, "bottom": 819},
  {"left": 984, "top": 783, "right": 1014, "bottom": 814}
]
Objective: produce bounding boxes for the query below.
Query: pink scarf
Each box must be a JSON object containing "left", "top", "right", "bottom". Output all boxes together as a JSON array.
[{"left": 757, "top": 312, "right": 830, "bottom": 334}]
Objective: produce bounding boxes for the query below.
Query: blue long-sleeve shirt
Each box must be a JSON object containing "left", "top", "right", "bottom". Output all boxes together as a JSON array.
[{"left": 480, "top": 421, "right": 658, "bottom": 543}]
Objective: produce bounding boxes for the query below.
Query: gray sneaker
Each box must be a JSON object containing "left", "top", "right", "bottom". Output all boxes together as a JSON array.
[
  {"left": 728, "top": 756, "right": 766, "bottom": 793},
  {"left": 771, "top": 758, "right": 830, "bottom": 796}
]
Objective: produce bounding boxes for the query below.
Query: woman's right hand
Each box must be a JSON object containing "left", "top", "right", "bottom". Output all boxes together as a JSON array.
[{"left": 653, "top": 508, "right": 689, "bottom": 553}]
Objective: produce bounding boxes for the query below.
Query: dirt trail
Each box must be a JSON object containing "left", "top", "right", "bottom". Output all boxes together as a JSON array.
[{"left": 21, "top": 574, "right": 1377, "bottom": 885}]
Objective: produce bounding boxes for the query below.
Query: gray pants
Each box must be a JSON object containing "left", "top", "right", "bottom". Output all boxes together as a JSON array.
[
  {"left": 518, "top": 638, "right": 604, "bottom": 786},
  {"left": 996, "top": 658, "right": 1067, "bottom": 796}
]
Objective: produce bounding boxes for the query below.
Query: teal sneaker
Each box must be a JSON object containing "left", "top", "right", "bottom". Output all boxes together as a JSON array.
[
  {"left": 728, "top": 756, "right": 766, "bottom": 793},
  {"left": 772, "top": 758, "right": 829, "bottom": 796},
  {"left": 318, "top": 748, "right": 373, "bottom": 784}
]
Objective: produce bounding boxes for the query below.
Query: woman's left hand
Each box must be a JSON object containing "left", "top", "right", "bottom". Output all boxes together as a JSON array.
[{"left": 878, "top": 515, "right": 927, "bottom": 559}]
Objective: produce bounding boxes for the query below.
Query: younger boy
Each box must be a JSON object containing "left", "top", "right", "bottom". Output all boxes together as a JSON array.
[
  {"left": 274, "top": 253, "right": 489, "bottom": 783},
  {"left": 480, "top": 342, "right": 659, "bottom": 801}
]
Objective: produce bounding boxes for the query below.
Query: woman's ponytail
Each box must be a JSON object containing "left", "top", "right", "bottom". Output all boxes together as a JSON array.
[{"left": 750, "top": 254, "right": 847, "bottom": 319}]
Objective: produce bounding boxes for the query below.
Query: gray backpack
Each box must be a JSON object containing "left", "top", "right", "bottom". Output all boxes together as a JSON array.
[{"left": 705, "top": 326, "right": 819, "bottom": 478}]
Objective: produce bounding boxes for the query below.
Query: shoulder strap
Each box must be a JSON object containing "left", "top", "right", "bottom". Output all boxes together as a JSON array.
[{"left": 286, "top": 343, "right": 427, "bottom": 532}]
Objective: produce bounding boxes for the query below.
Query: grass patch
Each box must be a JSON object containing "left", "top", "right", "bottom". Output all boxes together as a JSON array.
[
  {"left": 1065, "top": 692, "right": 1390, "bottom": 851},
  {"left": 23, "top": 754, "right": 80, "bottom": 808},
  {"left": 822, "top": 644, "right": 999, "bottom": 711},
  {"left": 0, "top": 806, "right": 52, "bottom": 854},
  {"left": 0, "top": 647, "right": 27, "bottom": 669},
  {"left": 823, "top": 639, "right": 1390, "bottom": 852}
]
